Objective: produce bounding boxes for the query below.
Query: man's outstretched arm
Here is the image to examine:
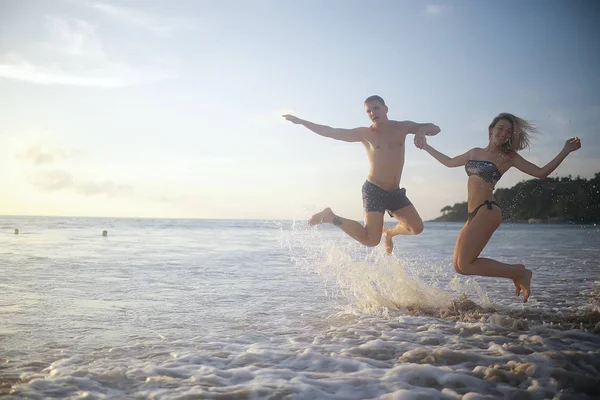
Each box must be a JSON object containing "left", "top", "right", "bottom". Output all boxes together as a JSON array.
[
  {"left": 283, "top": 114, "right": 364, "bottom": 143},
  {"left": 403, "top": 121, "right": 441, "bottom": 136}
]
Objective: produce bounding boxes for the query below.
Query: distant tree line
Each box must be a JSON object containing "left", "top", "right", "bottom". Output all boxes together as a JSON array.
[{"left": 432, "top": 172, "right": 600, "bottom": 224}]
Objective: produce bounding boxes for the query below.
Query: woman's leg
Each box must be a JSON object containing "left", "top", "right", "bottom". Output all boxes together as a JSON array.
[{"left": 453, "top": 208, "right": 532, "bottom": 302}]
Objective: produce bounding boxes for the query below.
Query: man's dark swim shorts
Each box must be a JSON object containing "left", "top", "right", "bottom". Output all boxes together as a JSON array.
[{"left": 362, "top": 180, "right": 412, "bottom": 217}]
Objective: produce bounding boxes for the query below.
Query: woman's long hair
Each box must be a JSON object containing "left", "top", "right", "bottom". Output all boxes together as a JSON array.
[{"left": 489, "top": 113, "right": 539, "bottom": 152}]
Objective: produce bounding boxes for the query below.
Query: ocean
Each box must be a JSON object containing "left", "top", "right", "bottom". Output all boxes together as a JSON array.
[{"left": 1, "top": 216, "right": 599, "bottom": 399}]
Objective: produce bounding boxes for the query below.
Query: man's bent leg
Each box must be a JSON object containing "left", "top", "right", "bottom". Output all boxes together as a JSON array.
[
  {"left": 388, "top": 205, "right": 424, "bottom": 235},
  {"left": 384, "top": 205, "right": 424, "bottom": 254},
  {"left": 309, "top": 208, "right": 384, "bottom": 247}
]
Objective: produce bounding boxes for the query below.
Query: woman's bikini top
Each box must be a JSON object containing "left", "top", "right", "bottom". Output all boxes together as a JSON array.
[{"left": 465, "top": 160, "right": 503, "bottom": 185}]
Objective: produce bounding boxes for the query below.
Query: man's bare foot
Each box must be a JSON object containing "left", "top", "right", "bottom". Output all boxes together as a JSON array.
[
  {"left": 383, "top": 229, "right": 394, "bottom": 255},
  {"left": 515, "top": 268, "right": 532, "bottom": 303},
  {"left": 308, "top": 208, "right": 335, "bottom": 226}
]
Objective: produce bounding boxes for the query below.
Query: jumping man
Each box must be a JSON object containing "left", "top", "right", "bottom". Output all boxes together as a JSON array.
[{"left": 283, "top": 95, "right": 440, "bottom": 254}]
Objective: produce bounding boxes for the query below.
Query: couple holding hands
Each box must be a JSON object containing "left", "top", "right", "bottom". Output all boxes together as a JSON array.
[{"left": 283, "top": 95, "right": 582, "bottom": 303}]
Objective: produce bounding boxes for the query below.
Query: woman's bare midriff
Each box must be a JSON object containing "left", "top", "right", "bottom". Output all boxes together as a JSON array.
[{"left": 467, "top": 177, "right": 498, "bottom": 211}]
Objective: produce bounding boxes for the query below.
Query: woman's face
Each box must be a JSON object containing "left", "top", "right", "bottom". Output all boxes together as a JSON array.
[{"left": 489, "top": 118, "right": 514, "bottom": 147}]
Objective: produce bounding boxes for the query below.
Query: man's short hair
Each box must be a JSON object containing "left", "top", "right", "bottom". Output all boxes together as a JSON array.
[{"left": 364, "top": 95, "right": 386, "bottom": 106}]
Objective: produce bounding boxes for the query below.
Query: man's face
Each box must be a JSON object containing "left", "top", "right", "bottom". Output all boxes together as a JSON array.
[{"left": 364, "top": 101, "right": 387, "bottom": 124}]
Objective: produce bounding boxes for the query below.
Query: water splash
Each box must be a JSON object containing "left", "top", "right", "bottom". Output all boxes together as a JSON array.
[{"left": 280, "top": 221, "right": 455, "bottom": 313}]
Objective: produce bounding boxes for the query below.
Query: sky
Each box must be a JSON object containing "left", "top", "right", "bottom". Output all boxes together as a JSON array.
[{"left": 1, "top": 0, "right": 599, "bottom": 221}]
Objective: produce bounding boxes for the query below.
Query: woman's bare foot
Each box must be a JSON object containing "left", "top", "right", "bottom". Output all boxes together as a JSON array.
[
  {"left": 383, "top": 228, "right": 394, "bottom": 255},
  {"left": 512, "top": 264, "right": 526, "bottom": 297},
  {"left": 308, "top": 207, "right": 335, "bottom": 226},
  {"left": 515, "top": 268, "right": 532, "bottom": 303}
]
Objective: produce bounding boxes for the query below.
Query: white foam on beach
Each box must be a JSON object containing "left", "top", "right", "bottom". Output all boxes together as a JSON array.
[{"left": 8, "top": 319, "right": 600, "bottom": 399}]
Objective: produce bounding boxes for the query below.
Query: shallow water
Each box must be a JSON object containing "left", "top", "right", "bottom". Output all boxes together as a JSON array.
[{"left": 1, "top": 217, "right": 599, "bottom": 399}]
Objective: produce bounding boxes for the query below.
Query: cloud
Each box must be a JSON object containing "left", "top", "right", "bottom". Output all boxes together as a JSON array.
[
  {"left": 0, "top": 56, "right": 172, "bottom": 87},
  {"left": 77, "top": 180, "right": 133, "bottom": 196},
  {"left": 30, "top": 169, "right": 133, "bottom": 196},
  {"left": 425, "top": 5, "right": 446, "bottom": 15},
  {"left": 88, "top": 2, "right": 183, "bottom": 37},
  {"left": 11, "top": 139, "right": 134, "bottom": 198},
  {"left": 0, "top": 15, "right": 176, "bottom": 87},
  {"left": 31, "top": 170, "right": 74, "bottom": 191},
  {"left": 15, "top": 144, "right": 81, "bottom": 166},
  {"left": 44, "top": 16, "right": 105, "bottom": 59}
]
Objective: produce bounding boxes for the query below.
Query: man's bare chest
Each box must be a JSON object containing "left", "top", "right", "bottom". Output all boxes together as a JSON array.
[{"left": 365, "top": 134, "right": 406, "bottom": 152}]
